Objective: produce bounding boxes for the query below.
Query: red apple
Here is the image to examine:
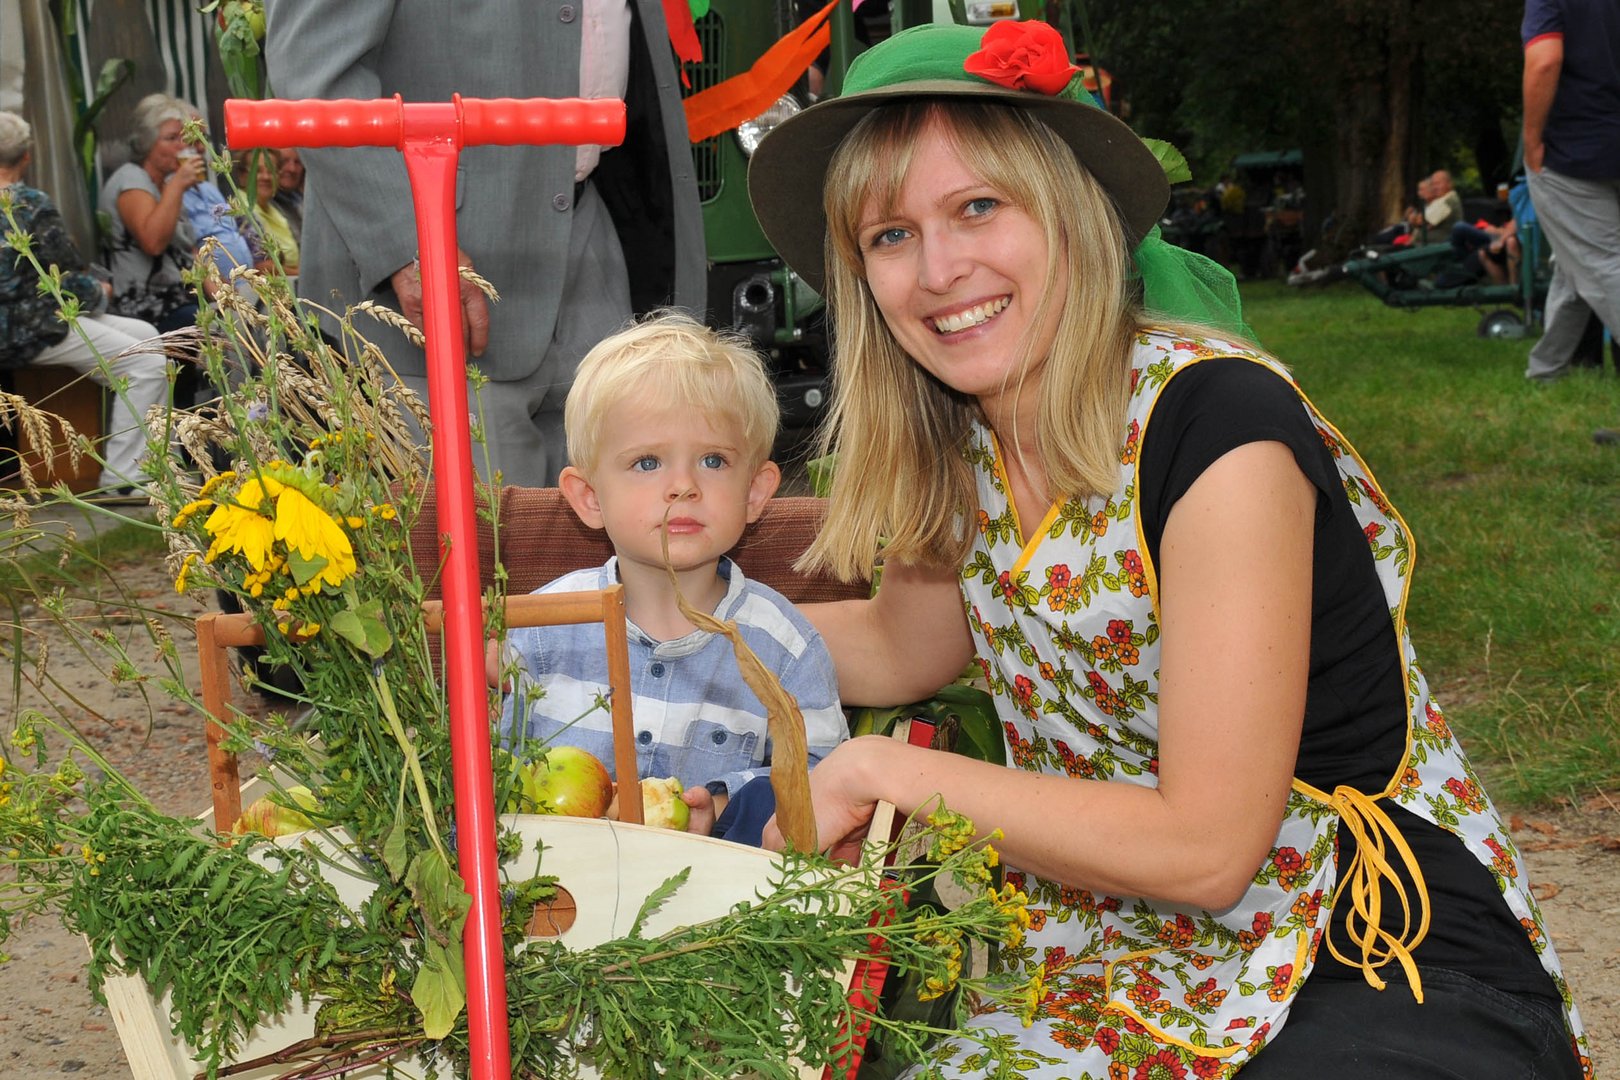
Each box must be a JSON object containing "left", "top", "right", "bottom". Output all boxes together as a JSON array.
[{"left": 517, "top": 746, "right": 613, "bottom": 818}]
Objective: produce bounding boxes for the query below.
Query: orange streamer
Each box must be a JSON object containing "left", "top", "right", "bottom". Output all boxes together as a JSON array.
[{"left": 682, "top": 0, "right": 838, "bottom": 144}]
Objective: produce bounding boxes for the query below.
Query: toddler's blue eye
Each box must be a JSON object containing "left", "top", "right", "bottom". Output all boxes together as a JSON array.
[
  {"left": 632, "top": 456, "right": 660, "bottom": 472},
  {"left": 700, "top": 453, "right": 727, "bottom": 470}
]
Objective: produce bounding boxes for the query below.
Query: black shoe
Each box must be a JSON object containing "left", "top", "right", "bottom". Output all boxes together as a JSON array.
[{"left": 1594, "top": 429, "right": 1619, "bottom": 446}]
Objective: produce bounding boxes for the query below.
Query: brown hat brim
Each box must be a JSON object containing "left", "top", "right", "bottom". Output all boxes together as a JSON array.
[{"left": 747, "top": 78, "right": 1170, "bottom": 296}]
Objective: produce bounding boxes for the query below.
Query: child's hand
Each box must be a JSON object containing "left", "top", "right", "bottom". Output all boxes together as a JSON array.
[
  {"left": 683, "top": 786, "right": 722, "bottom": 837},
  {"left": 485, "top": 637, "right": 507, "bottom": 690}
]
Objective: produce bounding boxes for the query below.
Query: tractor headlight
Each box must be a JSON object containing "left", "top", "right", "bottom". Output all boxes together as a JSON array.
[{"left": 736, "top": 94, "right": 802, "bottom": 157}]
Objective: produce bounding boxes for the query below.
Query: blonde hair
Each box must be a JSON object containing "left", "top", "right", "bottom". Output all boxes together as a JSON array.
[
  {"left": 565, "top": 311, "right": 779, "bottom": 473},
  {"left": 802, "top": 101, "right": 1140, "bottom": 581}
]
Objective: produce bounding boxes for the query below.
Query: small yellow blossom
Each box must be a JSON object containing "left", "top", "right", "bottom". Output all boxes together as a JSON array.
[
  {"left": 199, "top": 471, "right": 237, "bottom": 499},
  {"left": 372, "top": 503, "right": 398, "bottom": 521},
  {"left": 174, "top": 552, "right": 199, "bottom": 594},
  {"left": 171, "top": 499, "right": 213, "bottom": 528}
]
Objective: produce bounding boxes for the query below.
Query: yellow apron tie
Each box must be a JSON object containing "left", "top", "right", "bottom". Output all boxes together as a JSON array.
[{"left": 1324, "top": 785, "right": 1432, "bottom": 1003}]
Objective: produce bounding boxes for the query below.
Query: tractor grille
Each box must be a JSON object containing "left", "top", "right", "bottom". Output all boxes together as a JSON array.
[{"left": 686, "top": 12, "right": 726, "bottom": 202}]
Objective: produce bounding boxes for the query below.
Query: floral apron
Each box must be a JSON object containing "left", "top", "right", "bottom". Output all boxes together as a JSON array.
[{"left": 951, "top": 330, "right": 1589, "bottom": 1078}]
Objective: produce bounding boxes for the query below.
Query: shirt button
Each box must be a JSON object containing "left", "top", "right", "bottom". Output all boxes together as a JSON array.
[
  {"left": 558, "top": 4, "right": 576, "bottom": 22},
  {"left": 710, "top": 730, "right": 726, "bottom": 745},
  {"left": 637, "top": 730, "right": 653, "bottom": 745},
  {"left": 649, "top": 662, "right": 666, "bottom": 678},
  {"left": 552, "top": 191, "right": 572, "bottom": 212}
]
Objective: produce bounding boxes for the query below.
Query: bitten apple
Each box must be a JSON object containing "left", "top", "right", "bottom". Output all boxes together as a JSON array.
[
  {"left": 639, "top": 777, "right": 691, "bottom": 832},
  {"left": 518, "top": 746, "right": 613, "bottom": 818},
  {"left": 232, "top": 785, "right": 318, "bottom": 837}
]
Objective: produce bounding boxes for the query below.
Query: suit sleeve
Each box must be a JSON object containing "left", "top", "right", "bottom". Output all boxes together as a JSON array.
[{"left": 263, "top": 0, "right": 417, "bottom": 294}]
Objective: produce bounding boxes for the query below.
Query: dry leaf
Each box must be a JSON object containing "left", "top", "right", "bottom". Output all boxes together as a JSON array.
[
  {"left": 1531, "top": 881, "right": 1561, "bottom": 901},
  {"left": 662, "top": 515, "right": 817, "bottom": 853}
]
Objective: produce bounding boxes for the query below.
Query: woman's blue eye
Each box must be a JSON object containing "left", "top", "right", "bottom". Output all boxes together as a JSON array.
[
  {"left": 865, "top": 226, "right": 909, "bottom": 250},
  {"left": 966, "top": 197, "right": 998, "bottom": 216},
  {"left": 700, "top": 452, "right": 727, "bottom": 470},
  {"left": 632, "top": 456, "right": 660, "bottom": 472}
]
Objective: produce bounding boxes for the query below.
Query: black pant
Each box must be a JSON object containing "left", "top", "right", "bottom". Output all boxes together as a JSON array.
[{"left": 1240, "top": 967, "right": 1581, "bottom": 1079}]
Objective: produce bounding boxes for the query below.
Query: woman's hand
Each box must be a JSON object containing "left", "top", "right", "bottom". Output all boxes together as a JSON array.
[
  {"left": 762, "top": 736, "right": 888, "bottom": 862},
  {"left": 168, "top": 153, "right": 207, "bottom": 192}
]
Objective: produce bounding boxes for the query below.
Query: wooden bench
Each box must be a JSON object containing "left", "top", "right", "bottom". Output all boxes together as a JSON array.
[{"left": 1, "top": 366, "right": 105, "bottom": 493}]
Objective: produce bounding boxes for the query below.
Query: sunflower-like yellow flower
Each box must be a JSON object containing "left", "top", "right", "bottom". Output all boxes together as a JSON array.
[
  {"left": 272, "top": 484, "right": 357, "bottom": 589},
  {"left": 203, "top": 477, "right": 278, "bottom": 569}
]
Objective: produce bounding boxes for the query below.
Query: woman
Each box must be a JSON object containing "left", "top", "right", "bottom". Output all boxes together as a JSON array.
[
  {"left": 273, "top": 146, "right": 304, "bottom": 242},
  {"left": 99, "top": 93, "right": 206, "bottom": 332},
  {"left": 748, "top": 22, "right": 1587, "bottom": 1078},
  {"left": 1, "top": 111, "right": 170, "bottom": 496},
  {"left": 233, "top": 149, "right": 300, "bottom": 275}
]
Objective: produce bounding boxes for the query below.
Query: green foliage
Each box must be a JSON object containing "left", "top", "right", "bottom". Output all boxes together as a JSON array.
[{"left": 1244, "top": 280, "right": 1620, "bottom": 804}]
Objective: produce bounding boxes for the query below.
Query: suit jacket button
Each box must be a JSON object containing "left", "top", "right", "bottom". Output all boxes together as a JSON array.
[
  {"left": 558, "top": 4, "right": 576, "bottom": 22},
  {"left": 552, "top": 191, "right": 571, "bottom": 211}
]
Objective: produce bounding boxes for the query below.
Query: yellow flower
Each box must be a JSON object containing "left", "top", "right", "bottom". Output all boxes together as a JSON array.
[
  {"left": 203, "top": 477, "right": 278, "bottom": 570},
  {"left": 372, "top": 503, "right": 398, "bottom": 521},
  {"left": 174, "top": 552, "right": 199, "bottom": 594},
  {"left": 171, "top": 499, "right": 213, "bottom": 528},
  {"left": 199, "top": 470, "right": 237, "bottom": 499},
  {"left": 272, "top": 484, "right": 357, "bottom": 589}
]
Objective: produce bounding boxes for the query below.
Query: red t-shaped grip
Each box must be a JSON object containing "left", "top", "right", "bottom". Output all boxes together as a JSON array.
[
  {"left": 225, "top": 94, "right": 626, "bottom": 151},
  {"left": 223, "top": 91, "right": 627, "bottom": 1080}
]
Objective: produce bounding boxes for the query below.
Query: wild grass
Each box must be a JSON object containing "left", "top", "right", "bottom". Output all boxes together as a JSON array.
[{"left": 1242, "top": 279, "right": 1620, "bottom": 807}]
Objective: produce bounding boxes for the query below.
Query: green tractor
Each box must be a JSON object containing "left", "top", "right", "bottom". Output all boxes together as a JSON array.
[{"left": 681, "top": 0, "right": 1095, "bottom": 450}]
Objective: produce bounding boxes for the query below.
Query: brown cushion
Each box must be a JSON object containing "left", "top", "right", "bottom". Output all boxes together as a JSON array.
[{"left": 409, "top": 485, "right": 869, "bottom": 605}]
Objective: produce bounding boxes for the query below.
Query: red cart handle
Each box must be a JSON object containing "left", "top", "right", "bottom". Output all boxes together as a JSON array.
[
  {"left": 225, "top": 95, "right": 626, "bottom": 151},
  {"left": 222, "top": 91, "right": 625, "bottom": 1080}
]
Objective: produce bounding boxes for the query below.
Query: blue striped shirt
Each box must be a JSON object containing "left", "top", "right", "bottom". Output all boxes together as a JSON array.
[{"left": 500, "top": 557, "right": 846, "bottom": 796}]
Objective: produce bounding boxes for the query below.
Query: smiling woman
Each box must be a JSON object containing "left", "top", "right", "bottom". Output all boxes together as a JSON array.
[{"left": 745, "top": 19, "right": 1591, "bottom": 1079}]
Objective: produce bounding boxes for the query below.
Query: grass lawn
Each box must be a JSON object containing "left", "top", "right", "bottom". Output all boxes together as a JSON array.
[{"left": 1242, "top": 279, "right": 1620, "bottom": 806}]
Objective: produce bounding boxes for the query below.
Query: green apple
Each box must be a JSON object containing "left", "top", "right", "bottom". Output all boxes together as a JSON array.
[
  {"left": 518, "top": 746, "right": 613, "bottom": 818},
  {"left": 640, "top": 776, "right": 691, "bottom": 832},
  {"left": 232, "top": 785, "right": 318, "bottom": 837}
]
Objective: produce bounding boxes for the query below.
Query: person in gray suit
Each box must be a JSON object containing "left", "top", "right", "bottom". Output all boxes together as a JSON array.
[{"left": 264, "top": 0, "right": 706, "bottom": 486}]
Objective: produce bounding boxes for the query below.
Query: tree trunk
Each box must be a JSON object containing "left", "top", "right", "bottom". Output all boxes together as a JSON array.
[{"left": 1320, "top": 0, "right": 1420, "bottom": 259}]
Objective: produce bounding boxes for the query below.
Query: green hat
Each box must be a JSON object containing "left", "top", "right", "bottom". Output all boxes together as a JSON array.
[{"left": 747, "top": 21, "right": 1170, "bottom": 295}]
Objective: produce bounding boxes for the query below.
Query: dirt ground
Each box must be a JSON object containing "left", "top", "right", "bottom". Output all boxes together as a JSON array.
[{"left": 0, "top": 544, "right": 1616, "bottom": 1078}]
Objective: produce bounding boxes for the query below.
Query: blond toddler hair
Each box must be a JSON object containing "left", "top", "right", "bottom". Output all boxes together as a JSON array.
[{"left": 565, "top": 311, "right": 779, "bottom": 473}]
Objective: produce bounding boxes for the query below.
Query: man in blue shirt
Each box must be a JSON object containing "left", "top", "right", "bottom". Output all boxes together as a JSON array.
[{"left": 1521, "top": 0, "right": 1620, "bottom": 401}]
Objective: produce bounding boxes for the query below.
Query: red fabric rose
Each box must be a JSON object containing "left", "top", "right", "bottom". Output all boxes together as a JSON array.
[{"left": 963, "top": 20, "right": 1079, "bottom": 96}]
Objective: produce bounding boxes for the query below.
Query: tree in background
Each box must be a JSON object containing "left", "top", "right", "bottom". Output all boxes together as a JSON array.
[{"left": 1090, "top": 0, "right": 1521, "bottom": 257}]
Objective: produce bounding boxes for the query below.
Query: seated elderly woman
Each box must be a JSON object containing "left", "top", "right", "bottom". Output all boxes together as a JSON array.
[
  {"left": 1, "top": 110, "right": 170, "bottom": 498},
  {"left": 98, "top": 93, "right": 209, "bottom": 332}
]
